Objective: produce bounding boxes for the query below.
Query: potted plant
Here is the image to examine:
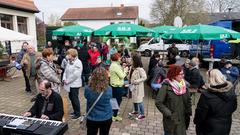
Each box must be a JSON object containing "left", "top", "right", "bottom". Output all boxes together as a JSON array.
[
  {"left": 0, "top": 42, "right": 4, "bottom": 58},
  {"left": 0, "top": 42, "right": 10, "bottom": 67}
]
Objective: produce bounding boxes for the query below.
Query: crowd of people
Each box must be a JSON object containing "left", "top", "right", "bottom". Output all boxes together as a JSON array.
[{"left": 14, "top": 40, "right": 239, "bottom": 135}]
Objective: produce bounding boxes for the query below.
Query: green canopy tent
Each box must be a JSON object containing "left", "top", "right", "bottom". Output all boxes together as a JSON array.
[
  {"left": 94, "top": 23, "right": 156, "bottom": 37},
  {"left": 52, "top": 25, "right": 93, "bottom": 37},
  {"left": 162, "top": 24, "right": 240, "bottom": 58},
  {"left": 162, "top": 24, "right": 240, "bottom": 40}
]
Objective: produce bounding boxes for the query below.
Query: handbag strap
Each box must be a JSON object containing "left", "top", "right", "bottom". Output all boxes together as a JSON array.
[{"left": 85, "top": 92, "right": 104, "bottom": 117}]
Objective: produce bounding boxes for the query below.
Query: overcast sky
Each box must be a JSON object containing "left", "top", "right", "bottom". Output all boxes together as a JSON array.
[{"left": 34, "top": 0, "right": 154, "bottom": 23}]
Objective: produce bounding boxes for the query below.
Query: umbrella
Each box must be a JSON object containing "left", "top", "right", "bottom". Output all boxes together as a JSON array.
[
  {"left": 94, "top": 23, "right": 156, "bottom": 37},
  {"left": 163, "top": 24, "right": 240, "bottom": 40},
  {"left": 152, "top": 25, "right": 178, "bottom": 34},
  {"left": 228, "top": 39, "right": 240, "bottom": 44},
  {"left": 52, "top": 25, "right": 93, "bottom": 36}
]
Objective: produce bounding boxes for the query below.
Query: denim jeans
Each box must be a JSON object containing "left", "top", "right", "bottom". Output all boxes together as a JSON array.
[
  {"left": 69, "top": 87, "right": 81, "bottom": 116},
  {"left": 133, "top": 102, "right": 144, "bottom": 115},
  {"left": 112, "top": 86, "right": 124, "bottom": 117}
]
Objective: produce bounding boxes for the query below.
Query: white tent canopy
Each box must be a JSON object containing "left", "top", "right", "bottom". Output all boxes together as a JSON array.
[{"left": 0, "top": 26, "right": 33, "bottom": 41}]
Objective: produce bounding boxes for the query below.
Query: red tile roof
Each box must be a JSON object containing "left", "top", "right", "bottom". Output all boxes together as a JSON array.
[
  {"left": 61, "top": 6, "right": 138, "bottom": 20},
  {"left": 0, "top": 0, "right": 39, "bottom": 13}
]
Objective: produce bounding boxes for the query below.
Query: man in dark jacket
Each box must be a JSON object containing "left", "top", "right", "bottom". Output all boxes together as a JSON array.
[
  {"left": 167, "top": 43, "right": 179, "bottom": 65},
  {"left": 23, "top": 80, "right": 64, "bottom": 121},
  {"left": 147, "top": 53, "right": 160, "bottom": 86},
  {"left": 186, "top": 59, "right": 205, "bottom": 91},
  {"left": 16, "top": 42, "right": 29, "bottom": 92}
]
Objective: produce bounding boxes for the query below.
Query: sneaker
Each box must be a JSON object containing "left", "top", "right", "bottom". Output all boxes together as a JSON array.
[
  {"left": 112, "top": 116, "right": 122, "bottom": 121},
  {"left": 115, "top": 116, "right": 122, "bottom": 121},
  {"left": 128, "top": 111, "right": 139, "bottom": 116},
  {"left": 112, "top": 116, "right": 117, "bottom": 122},
  {"left": 136, "top": 115, "right": 145, "bottom": 121}
]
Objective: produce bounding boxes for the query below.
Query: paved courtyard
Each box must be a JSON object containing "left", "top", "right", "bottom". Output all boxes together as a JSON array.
[{"left": 0, "top": 57, "right": 239, "bottom": 135}]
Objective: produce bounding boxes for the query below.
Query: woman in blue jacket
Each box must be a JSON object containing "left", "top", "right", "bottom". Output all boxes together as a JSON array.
[{"left": 84, "top": 67, "right": 113, "bottom": 135}]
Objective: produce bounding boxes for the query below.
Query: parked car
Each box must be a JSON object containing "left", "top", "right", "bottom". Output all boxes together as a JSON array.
[{"left": 137, "top": 38, "right": 190, "bottom": 57}]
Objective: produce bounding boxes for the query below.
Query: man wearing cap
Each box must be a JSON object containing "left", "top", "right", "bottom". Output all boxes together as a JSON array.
[
  {"left": 167, "top": 43, "right": 179, "bottom": 65},
  {"left": 220, "top": 61, "right": 239, "bottom": 84}
]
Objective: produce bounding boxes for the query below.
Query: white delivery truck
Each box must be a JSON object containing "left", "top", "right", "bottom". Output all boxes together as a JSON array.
[{"left": 137, "top": 38, "right": 190, "bottom": 57}]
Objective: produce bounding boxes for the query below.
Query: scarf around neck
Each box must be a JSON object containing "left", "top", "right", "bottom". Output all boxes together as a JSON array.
[{"left": 165, "top": 78, "right": 187, "bottom": 95}]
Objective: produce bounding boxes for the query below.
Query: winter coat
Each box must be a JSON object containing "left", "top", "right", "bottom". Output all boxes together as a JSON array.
[
  {"left": 130, "top": 67, "right": 147, "bottom": 103},
  {"left": 167, "top": 46, "right": 179, "bottom": 58},
  {"left": 109, "top": 61, "right": 126, "bottom": 87},
  {"left": 78, "top": 44, "right": 91, "bottom": 74},
  {"left": 183, "top": 65, "right": 191, "bottom": 82},
  {"left": 16, "top": 49, "right": 27, "bottom": 63},
  {"left": 63, "top": 58, "right": 83, "bottom": 89},
  {"left": 151, "top": 66, "right": 166, "bottom": 84},
  {"left": 221, "top": 66, "right": 239, "bottom": 84},
  {"left": 194, "top": 81, "right": 237, "bottom": 135},
  {"left": 21, "top": 52, "right": 42, "bottom": 78},
  {"left": 38, "top": 58, "right": 61, "bottom": 93},
  {"left": 148, "top": 57, "right": 159, "bottom": 76},
  {"left": 88, "top": 50, "right": 100, "bottom": 66},
  {"left": 155, "top": 81, "right": 192, "bottom": 135},
  {"left": 187, "top": 67, "right": 204, "bottom": 89}
]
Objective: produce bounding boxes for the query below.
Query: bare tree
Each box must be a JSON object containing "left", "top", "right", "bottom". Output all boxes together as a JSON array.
[
  {"left": 150, "top": 0, "right": 207, "bottom": 25},
  {"left": 205, "top": 0, "right": 240, "bottom": 12},
  {"left": 47, "top": 13, "right": 62, "bottom": 26}
]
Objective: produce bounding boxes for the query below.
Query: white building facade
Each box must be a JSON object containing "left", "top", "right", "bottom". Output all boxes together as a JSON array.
[{"left": 0, "top": 0, "right": 39, "bottom": 53}]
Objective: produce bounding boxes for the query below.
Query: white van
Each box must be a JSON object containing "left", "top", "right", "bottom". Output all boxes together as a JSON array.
[{"left": 137, "top": 38, "right": 190, "bottom": 57}]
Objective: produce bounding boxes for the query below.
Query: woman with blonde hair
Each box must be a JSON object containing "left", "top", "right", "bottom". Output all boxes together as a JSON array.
[
  {"left": 84, "top": 67, "right": 112, "bottom": 135},
  {"left": 194, "top": 69, "right": 237, "bottom": 135},
  {"left": 63, "top": 48, "right": 83, "bottom": 119}
]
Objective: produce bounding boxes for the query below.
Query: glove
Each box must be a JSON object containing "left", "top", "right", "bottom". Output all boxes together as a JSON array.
[{"left": 226, "top": 70, "right": 231, "bottom": 74}]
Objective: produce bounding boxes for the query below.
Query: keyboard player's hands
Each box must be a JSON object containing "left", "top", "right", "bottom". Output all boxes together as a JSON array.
[
  {"left": 23, "top": 112, "right": 31, "bottom": 117},
  {"left": 41, "top": 114, "right": 49, "bottom": 120}
]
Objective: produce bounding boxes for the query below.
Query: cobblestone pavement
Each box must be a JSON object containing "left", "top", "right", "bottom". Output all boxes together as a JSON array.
[{"left": 0, "top": 57, "right": 239, "bottom": 135}]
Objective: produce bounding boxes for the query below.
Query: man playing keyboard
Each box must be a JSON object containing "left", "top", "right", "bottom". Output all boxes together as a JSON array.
[{"left": 23, "top": 80, "right": 64, "bottom": 121}]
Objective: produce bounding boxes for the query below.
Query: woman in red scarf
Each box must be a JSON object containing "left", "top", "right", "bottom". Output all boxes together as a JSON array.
[{"left": 155, "top": 65, "right": 192, "bottom": 135}]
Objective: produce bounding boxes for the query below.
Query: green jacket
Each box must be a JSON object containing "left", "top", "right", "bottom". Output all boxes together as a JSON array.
[
  {"left": 109, "top": 61, "right": 126, "bottom": 87},
  {"left": 155, "top": 81, "right": 192, "bottom": 135}
]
